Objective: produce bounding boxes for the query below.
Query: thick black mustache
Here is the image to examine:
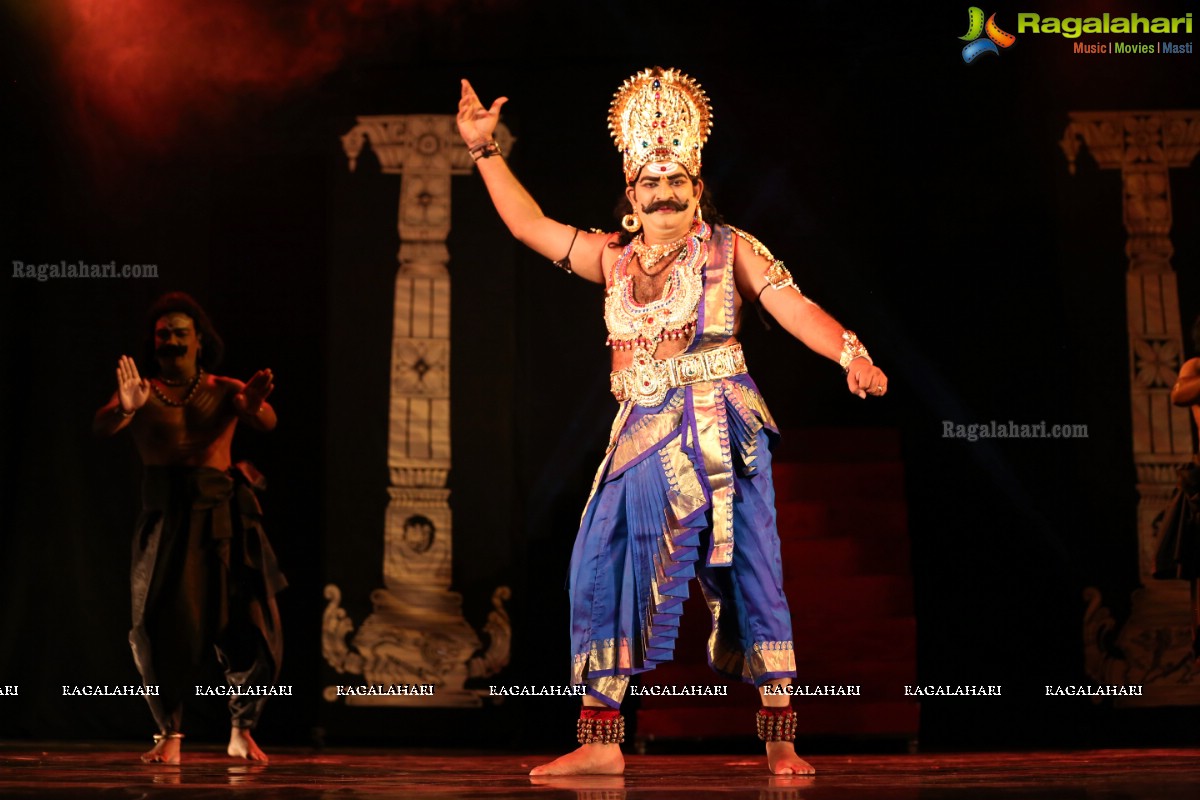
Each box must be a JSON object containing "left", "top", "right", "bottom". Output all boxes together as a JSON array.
[
  {"left": 156, "top": 344, "right": 187, "bottom": 358},
  {"left": 641, "top": 199, "right": 688, "bottom": 213}
]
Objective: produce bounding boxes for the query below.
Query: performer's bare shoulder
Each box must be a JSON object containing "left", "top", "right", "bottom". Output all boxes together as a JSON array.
[{"left": 1173, "top": 356, "right": 1200, "bottom": 427}]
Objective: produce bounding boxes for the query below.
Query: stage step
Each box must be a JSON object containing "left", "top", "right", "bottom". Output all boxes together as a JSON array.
[
  {"left": 772, "top": 462, "right": 907, "bottom": 503},
  {"left": 783, "top": 575, "right": 914, "bottom": 619},
  {"left": 781, "top": 533, "right": 912, "bottom": 574}
]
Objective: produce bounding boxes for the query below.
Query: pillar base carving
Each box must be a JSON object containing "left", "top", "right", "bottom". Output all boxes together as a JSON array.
[
  {"left": 1083, "top": 583, "right": 1200, "bottom": 707},
  {"left": 322, "top": 584, "right": 493, "bottom": 707}
]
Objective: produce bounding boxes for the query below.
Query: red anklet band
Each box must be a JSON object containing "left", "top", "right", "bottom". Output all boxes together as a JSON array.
[
  {"left": 577, "top": 709, "right": 624, "bottom": 744},
  {"left": 756, "top": 706, "right": 797, "bottom": 742}
]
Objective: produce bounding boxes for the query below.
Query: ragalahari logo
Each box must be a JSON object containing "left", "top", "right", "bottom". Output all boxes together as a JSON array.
[{"left": 960, "top": 7, "right": 1017, "bottom": 62}]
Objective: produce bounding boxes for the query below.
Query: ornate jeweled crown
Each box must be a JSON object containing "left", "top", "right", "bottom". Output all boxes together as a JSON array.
[{"left": 608, "top": 67, "right": 713, "bottom": 184}]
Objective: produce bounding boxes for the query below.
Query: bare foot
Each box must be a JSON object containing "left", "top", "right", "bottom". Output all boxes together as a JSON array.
[
  {"left": 141, "top": 735, "right": 181, "bottom": 764},
  {"left": 766, "top": 741, "right": 814, "bottom": 775},
  {"left": 227, "top": 728, "right": 268, "bottom": 763},
  {"left": 529, "top": 744, "right": 624, "bottom": 776},
  {"left": 528, "top": 775, "right": 626, "bottom": 790}
]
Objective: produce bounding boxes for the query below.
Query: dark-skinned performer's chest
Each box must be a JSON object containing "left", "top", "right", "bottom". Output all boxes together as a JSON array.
[{"left": 133, "top": 385, "right": 236, "bottom": 457}]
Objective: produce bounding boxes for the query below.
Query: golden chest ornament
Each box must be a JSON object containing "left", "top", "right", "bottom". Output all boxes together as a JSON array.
[
  {"left": 604, "top": 223, "right": 709, "bottom": 407},
  {"left": 604, "top": 223, "right": 708, "bottom": 352}
]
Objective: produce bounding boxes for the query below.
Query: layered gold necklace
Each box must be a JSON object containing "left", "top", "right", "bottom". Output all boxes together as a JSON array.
[
  {"left": 604, "top": 222, "right": 710, "bottom": 356},
  {"left": 630, "top": 231, "right": 691, "bottom": 275}
]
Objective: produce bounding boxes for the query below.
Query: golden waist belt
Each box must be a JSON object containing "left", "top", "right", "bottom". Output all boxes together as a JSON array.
[{"left": 610, "top": 343, "right": 747, "bottom": 407}]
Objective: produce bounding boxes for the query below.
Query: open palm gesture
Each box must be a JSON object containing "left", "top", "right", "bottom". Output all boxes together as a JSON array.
[
  {"left": 457, "top": 79, "right": 507, "bottom": 147},
  {"left": 116, "top": 355, "right": 150, "bottom": 413}
]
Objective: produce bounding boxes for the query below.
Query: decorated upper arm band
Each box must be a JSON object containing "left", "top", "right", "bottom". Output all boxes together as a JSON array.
[
  {"left": 729, "top": 225, "right": 800, "bottom": 301},
  {"left": 762, "top": 261, "right": 795, "bottom": 292}
]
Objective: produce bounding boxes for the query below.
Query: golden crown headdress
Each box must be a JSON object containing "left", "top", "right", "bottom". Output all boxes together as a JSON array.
[{"left": 608, "top": 67, "right": 713, "bottom": 184}]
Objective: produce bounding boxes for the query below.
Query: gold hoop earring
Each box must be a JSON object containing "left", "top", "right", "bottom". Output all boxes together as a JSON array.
[
  {"left": 694, "top": 206, "right": 703, "bottom": 226},
  {"left": 621, "top": 213, "right": 642, "bottom": 233}
]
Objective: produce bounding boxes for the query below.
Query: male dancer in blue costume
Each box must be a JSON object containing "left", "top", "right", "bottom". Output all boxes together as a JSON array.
[{"left": 457, "top": 68, "right": 888, "bottom": 776}]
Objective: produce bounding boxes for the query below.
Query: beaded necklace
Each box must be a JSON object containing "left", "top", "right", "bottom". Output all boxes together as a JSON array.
[
  {"left": 151, "top": 368, "right": 204, "bottom": 407},
  {"left": 604, "top": 222, "right": 709, "bottom": 357}
]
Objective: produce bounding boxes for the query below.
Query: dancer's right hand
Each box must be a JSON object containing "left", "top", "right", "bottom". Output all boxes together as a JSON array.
[
  {"left": 116, "top": 355, "right": 150, "bottom": 413},
  {"left": 457, "top": 78, "right": 507, "bottom": 147}
]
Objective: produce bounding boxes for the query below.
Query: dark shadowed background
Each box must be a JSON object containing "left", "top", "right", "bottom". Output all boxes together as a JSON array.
[{"left": 2, "top": 0, "right": 1199, "bottom": 751}]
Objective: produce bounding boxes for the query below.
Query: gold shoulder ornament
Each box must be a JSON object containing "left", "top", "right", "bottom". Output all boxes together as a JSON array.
[{"left": 729, "top": 226, "right": 798, "bottom": 299}]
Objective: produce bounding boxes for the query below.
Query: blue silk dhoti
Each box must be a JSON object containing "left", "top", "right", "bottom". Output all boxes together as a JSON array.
[{"left": 568, "top": 374, "right": 796, "bottom": 707}]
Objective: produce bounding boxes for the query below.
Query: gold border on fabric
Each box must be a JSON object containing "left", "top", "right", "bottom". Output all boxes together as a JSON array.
[
  {"left": 608, "top": 397, "right": 685, "bottom": 476},
  {"left": 684, "top": 226, "right": 739, "bottom": 566},
  {"left": 747, "top": 641, "right": 796, "bottom": 679},
  {"left": 606, "top": 400, "right": 635, "bottom": 451},
  {"left": 692, "top": 379, "right": 735, "bottom": 566},
  {"left": 722, "top": 380, "right": 778, "bottom": 475},
  {"left": 639, "top": 435, "right": 709, "bottom": 670},
  {"left": 703, "top": 595, "right": 747, "bottom": 678},
  {"left": 659, "top": 439, "right": 706, "bottom": 524},
  {"left": 572, "top": 637, "right": 633, "bottom": 684},
  {"left": 587, "top": 675, "right": 630, "bottom": 706},
  {"left": 696, "top": 227, "right": 737, "bottom": 348},
  {"left": 723, "top": 380, "right": 776, "bottom": 432},
  {"left": 699, "top": 552, "right": 795, "bottom": 683}
]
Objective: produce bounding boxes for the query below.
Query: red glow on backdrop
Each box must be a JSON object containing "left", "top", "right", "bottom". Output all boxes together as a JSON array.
[{"left": 56, "top": 0, "right": 427, "bottom": 150}]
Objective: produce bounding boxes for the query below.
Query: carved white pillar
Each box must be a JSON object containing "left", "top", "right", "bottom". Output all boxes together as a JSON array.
[
  {"left": 323, "top": 115, "right": 514, "bottom": 706},
  {"left": 1063, "top": 111, "right": 1200, "bottom": 705}
]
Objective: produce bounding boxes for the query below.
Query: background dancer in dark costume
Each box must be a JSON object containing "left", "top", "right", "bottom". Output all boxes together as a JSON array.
[
  {"left": 94, "top": 292, "right": 286, "bottom": 764},
  {"left": 1158, "top": 316, "right": 1200, "bottom": 660}
]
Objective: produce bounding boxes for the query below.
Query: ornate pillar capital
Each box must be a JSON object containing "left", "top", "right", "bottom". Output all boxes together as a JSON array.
[
  {"left": 1060, "top": 111, "right": 1200, "bottom": 174},
  {"left": 342, "top": 114, "right": 515, "bottom": 176}
]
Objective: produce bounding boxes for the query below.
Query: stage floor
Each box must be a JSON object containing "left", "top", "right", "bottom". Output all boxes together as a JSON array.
[{"left": 1, "top": 744, "right": 1199, "bottom": 798}]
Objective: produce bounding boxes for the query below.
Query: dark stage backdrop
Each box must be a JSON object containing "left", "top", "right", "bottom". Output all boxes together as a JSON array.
[{"left": 2, "top": 0, "right": 1199, "bottom": 750}]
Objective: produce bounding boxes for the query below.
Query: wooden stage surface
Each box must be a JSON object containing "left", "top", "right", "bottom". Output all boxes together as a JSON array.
[{"left": 1, "top": 744, "right": 1198, "bottom": 798}]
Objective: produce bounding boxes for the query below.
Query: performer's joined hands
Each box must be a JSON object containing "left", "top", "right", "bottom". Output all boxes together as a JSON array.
[{"left": 234, "top": 369, "right": 274, "bottom": 416}]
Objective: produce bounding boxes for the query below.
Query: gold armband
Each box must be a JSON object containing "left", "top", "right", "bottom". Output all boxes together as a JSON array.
[
  {"left": 763, "top": 260, "right": 794, "bottom": 291},
  {"left": 729, "top": 226, "right": 801, "bottom": 301},
  {"left": 839, "top": 330, "right": 871, "bottom": 373}
]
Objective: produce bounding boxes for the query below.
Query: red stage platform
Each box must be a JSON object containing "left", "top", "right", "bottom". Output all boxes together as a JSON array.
[{"left": 1, "top": 744, "right": 1198, "bottom": 798}]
